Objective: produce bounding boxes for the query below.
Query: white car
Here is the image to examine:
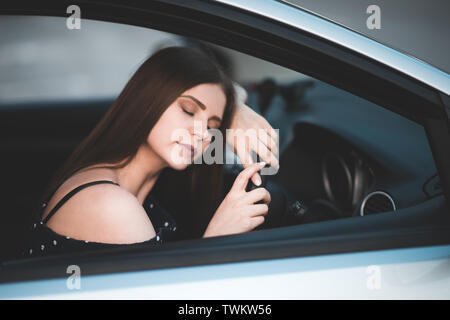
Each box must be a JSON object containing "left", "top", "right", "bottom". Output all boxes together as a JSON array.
[{"left": 0, "top": 0, "right": 449, "bottom": 300}]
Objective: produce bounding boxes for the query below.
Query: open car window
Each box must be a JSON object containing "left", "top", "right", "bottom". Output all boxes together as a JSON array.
[
  {"left": 0, "top": 10, "right": 448, "bottom": 286},
  {"left": 0, "top": 16, "right": 179, "bottom": 104}
]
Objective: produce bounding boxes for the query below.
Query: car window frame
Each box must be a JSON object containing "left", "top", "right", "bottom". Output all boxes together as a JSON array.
[{"left": 1, "top": 0, "right": 449, "bottom": 284}]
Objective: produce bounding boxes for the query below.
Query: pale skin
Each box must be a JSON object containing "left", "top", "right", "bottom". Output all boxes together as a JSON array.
[{"left": 41, "top": 83, "right": 278, "bottom": 243}]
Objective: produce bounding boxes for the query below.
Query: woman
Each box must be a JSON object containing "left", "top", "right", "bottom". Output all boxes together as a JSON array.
[{"left": 24, "top": 46, "right": 278, "bottom": 257}]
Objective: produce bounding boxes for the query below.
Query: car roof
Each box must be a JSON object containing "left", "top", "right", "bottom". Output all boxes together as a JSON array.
[
  {"left": 214, "top": 0, "right": 450, "bottom": 95},
  {"left": 280, "top": 0, "right": 450, "bottom": 76}
]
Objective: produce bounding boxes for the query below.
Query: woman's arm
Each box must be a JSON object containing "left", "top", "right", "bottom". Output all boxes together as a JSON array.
[{"left": 227, "top": 82, "right": 279, "bottom": 185}]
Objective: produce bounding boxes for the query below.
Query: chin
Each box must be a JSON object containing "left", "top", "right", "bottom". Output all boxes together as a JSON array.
[
  {"left": 165, "top": 144, "right": 193, "bottom": 170},
  {"left": 169, "top": 161, "right": 191, "bottom": 171}
]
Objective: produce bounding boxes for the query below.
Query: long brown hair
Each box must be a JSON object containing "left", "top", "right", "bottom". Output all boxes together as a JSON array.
[{"left": 41, "top": 46, "right": 236, "bottom": 238}]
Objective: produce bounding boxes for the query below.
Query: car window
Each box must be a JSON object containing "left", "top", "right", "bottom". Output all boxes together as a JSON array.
[
  {"left": 0, "top": 16, "right": 178, "bottom": 104},
  {"left": 217, "top": 47, "right": 438, "bottom": 214},
  {"left": 0, "top": 15, "right": 439, "bottom": 263}
]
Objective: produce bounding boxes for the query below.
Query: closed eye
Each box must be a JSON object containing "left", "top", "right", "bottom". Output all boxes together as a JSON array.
[
  {"left": 181, "top": 106, "right": 212, "bottom": 130},
  {"left": 182, "top": 108, "right": 194, "bottom": 116}
]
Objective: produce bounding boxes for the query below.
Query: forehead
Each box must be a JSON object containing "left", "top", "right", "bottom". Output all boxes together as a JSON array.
[{"left": 180, "top": 83, "right": 226, "bottom": 116}]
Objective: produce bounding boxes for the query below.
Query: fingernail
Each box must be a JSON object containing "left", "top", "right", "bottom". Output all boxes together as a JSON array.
[
  {"left": 259, "top": 162, "right": 266, "bottom": 167},
  {"left": 255, "top": 176, "right": 262, "bottom": 186}
]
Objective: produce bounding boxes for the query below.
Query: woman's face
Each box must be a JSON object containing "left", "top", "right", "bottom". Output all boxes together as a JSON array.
[{"left": 147, "top": 83, "right": 227, "bottom": 170}]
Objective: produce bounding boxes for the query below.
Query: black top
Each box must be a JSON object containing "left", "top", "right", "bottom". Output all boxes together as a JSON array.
[{"left": 23, "top": 180, "right": 177, "bottom": 258}]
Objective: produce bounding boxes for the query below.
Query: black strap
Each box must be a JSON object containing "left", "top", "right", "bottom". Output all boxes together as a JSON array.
[{"left": 42, "top": 180, "right": 120, "bottom": 224}]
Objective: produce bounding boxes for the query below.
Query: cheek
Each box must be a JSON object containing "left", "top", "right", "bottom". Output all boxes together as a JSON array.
[
  {"left": 146, "top": 128, "right": 166, "bottom": 161},
  {"left": 148, "top": 108, "right": 183, "bottom": 144},
  {"left": 202, "top": 140, "right": 210, "bottom": 151},
  {"left": 147, "top": 107, "right": 194, "bottom": 165}
]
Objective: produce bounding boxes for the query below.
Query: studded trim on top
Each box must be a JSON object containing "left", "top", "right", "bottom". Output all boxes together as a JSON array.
[{"left": 23, "top": 185, "right": 177, "bottom": 257}]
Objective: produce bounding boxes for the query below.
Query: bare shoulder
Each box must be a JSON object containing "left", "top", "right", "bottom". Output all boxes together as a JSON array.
[{"left": 45, "top": 177, "right": 156, "bottom": 244}]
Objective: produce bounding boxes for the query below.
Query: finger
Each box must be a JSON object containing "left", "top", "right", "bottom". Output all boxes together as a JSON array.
[
  {"left": 254, "top": 140, "right": 279, "bottom": 169},
  {"left": 251, "top": 172, "right": 261, "bottom": 186},
  {"left": 256, "top": 128, "right": 278, "bottom": 156},
  {"left": 246, "top": 187, "right": 271, "bottom": 205},
  {"left": 249, "top": 215, "right": 265, "bottom": 230},
  {"left": 236, "top": 143, "right": 254, "bottom": 168},
  {"left": 236, "top": 148, "right": 263, "bottom": 186},
  {"left": 247, "top": 203, "right": 269, "bottom": 217},
  {"left": 232, "top": 162, "right": 266, "bottom": 191},
  {"left": 260, "top": 118, "right": 278, "bottom": 147}
]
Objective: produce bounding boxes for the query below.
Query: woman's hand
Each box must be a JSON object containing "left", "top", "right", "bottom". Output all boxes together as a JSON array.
[
  {"left": 203, "top": 162, "right": 271, "bottom": 238},
  {"left": 227, "top": 82, "right": 279, "bottom": 186}
]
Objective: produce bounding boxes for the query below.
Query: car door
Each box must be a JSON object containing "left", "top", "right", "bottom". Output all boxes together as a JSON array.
[{"left": 0, "top": 0, "right": 449, "bottom": 299}]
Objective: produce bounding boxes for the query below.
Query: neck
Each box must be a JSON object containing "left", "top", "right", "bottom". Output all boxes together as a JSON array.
[{"left": 113, "top": 143, "right": 167, "bottom": 204}]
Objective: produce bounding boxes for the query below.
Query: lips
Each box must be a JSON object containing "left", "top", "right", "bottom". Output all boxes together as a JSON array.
[{"left": 178, "top": 143, "right": 196, "bottom": 157}]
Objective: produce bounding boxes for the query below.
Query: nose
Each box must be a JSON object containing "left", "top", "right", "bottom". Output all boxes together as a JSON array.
[{"left": 192, "top": 120, "right": 211, "bottom": 142}]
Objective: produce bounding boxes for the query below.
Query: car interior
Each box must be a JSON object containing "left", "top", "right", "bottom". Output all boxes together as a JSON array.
[{"left": 0, "top": 14, "right": 449, "bottom": 272}]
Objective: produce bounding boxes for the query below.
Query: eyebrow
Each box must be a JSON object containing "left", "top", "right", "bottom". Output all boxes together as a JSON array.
[{"left": 180, "top": 95, "right": 222, "bottom": 123}]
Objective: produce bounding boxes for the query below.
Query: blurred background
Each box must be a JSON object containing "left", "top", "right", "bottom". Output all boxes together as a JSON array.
[
  {"left": 0, "top": 15, "right": 300, "bottom": 104},
  {"left": 2, "top": 0, "right": 449, "bottom": 104}
]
